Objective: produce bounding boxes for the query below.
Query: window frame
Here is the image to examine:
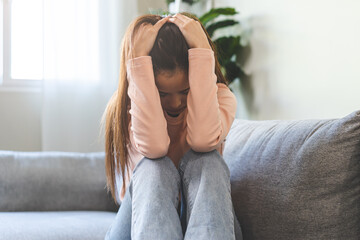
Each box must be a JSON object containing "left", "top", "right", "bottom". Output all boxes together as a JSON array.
[{"left": 1, "top": 0, "right": 42, "bottom": 91}]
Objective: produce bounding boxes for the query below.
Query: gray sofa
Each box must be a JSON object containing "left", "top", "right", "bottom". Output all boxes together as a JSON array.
[
  {"left": 0, "top": 152, "right": 118, "bottom": 240},
  {"left": 1, "top": 110, "right": 359, "bottom": 240}
]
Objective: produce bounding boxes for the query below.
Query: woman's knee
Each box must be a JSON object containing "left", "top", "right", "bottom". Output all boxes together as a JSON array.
[
  {"left": 130, "top": 156, "right": 181, "bottom": 205},
  {"left": 180, "top": 149, "right": 230, "bottom": 177},
  {"left": 184, "top": 148, "right": 221, "bottom": 160},
  {"left": 132, "top": 155, "right": 180, "bottom": 181}
]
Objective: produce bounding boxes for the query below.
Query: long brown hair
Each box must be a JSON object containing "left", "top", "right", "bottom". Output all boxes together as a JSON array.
[{"left": 102, "top": 13, "right": 229, "bottom": 204}]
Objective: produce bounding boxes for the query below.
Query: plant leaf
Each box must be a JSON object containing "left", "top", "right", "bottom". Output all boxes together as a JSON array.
[
  {"left": 224, "top": 61, "right": 247, "bottom": 83},
  {"left": 206, "top": 20, "right": 239, "bottom": 38},
  {"left": 199, "top": 8, "right": 238, "bottom": 26},
  {"left": 225, "top": 61, "right": 240, "bottom": 82},
  {"left": 214, "top": 36, "right": 241, "bottom": 65}
]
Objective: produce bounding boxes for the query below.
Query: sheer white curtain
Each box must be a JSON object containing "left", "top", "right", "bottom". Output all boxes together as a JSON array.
[{"left": 41, "top": 0, "right": 138, "bottom": 152}]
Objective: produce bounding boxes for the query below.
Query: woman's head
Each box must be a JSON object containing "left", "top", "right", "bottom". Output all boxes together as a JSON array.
[
  {"left": 102, "top": 13, "right": 228, "bottom": 203},
  {"left": 126, "top": 13, "right": 226, "bottom": 82},
  {"left": 150, "top": 19, "right": 191, "bottom": 117},
  {"left": 150, "top": 20, "right": 189, "bottom": 75},
  {"left": 149, "top": 20, "right": 190, "bottom": 117}
]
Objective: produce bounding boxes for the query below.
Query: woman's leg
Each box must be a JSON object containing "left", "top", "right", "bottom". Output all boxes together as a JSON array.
[
  {"left": 232, "top": 204, "right": 244, "bottom": 240},
  {"left": 180, "top": 183, "right": 243, "bottom": 240},
  {"left": 178, "top": 149, "right": 238, "bottom": 240},
  {"left": 104, "top": 185, "right": 132, "bottom": 240},
  {"left": 130, "top": 156, "right": 183, "bottom": 239}
]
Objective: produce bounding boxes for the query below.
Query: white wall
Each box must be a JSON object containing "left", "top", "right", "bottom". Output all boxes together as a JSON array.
[
  {"left": 0, "top": 90, "right": 41, "bottom": 151},
  {"left": 216, "top": 0, "right": 360, "bottom": 120},
  {"left": 138, "top": 0, "right": 167, "bottom": 14}
]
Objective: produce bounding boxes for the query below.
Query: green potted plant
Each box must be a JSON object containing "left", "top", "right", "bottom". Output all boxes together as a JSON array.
[
  {"left": 199, "top": 7, "right": 252, "bottom": 117},
  {"left": 199, "top": 8, "right": 248, "bottom": 85}
]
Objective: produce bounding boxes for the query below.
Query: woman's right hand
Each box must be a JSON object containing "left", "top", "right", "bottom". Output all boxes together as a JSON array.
[{"left": 131, "top": 16, "right": 170, "bottom": 58}]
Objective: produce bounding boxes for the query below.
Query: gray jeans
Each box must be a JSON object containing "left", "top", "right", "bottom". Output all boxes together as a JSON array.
[{"left": 105, "top": 149, "right": 243, "bottom": 240}]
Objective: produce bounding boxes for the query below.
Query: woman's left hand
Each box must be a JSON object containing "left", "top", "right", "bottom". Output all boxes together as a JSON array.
[{"left": 168, "top": 13, "right": 211, "bottom": 49}]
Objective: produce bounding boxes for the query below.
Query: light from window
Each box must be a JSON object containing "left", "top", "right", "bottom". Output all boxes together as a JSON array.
[
  {"left": 43, "top": 0, "right": 100, "bottom": 82},
  {"left": 11, "top": 0, "right": 43, "bottom": 80}
]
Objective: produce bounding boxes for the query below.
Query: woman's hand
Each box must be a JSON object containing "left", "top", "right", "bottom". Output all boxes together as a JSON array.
[
  {"left": 169, "top": 13, "right": 211, "bottom": 49},
  {"left": 131, "top": 16, "right": 170, "bottom": 58}
]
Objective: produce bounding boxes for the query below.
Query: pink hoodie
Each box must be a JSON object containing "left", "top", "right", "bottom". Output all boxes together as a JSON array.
[{"left": 116, "top": 48, "right": 237, "bottom": 203}]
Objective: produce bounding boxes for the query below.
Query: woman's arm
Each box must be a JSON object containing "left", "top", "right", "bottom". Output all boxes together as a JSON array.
[
  {"left": 186, "top": 48, "right": 237, "bottom": 152},
  {"left": 127, "top": 56, "right": 170, "bottom": 158},
  {"left": 126, "top": 16, "right": 171, "bottom": 159}
]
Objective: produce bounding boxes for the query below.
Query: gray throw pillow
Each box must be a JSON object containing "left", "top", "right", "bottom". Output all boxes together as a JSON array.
[{"left": 224, "top": 110, "right": 360, "bottom": 240}]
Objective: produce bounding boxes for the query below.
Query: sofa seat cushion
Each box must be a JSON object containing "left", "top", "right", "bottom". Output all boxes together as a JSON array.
[
  {"left": 224, "top": 110, "right": 360, "bottom": 240},
  {"left": 0, "top": 211, "right": 116, "bottom": 240}
]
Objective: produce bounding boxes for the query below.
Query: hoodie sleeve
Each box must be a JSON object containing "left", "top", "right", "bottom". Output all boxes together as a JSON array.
[
  {"left": 186, "top": 48, "right": 237, "bottom": 152},
  {"left": 126, "top": 56, "right": 170, "bottom": 158}
]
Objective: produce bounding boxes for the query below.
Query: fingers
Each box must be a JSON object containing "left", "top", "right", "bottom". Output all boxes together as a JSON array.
[
  {"left": 173, "top": 13, "right": 191, "bottom": 24},
  {"left": 169, "top": 13, "right": 194, "bottom": 28},
  {"left": 168, "top": 16, "right": 184, "bottom": 27},
  {"left": 154, "top": 15, "right": 171, "bottom": 31}
]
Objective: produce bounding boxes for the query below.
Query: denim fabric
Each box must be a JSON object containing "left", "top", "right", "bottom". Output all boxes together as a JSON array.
[
  {"left": 104, "top": 184, "right": 132, "bottom": 240},
  {"left": 105, "top": 149, "right": 243, "bottom": 240}
]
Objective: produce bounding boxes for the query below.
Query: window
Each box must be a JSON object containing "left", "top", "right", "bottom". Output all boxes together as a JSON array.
[
  {"left": 1, "top": 0, "right": 100, "bottom": 90},
  {"left": 11, "top": 0, "right": 43, "bottom": 80},
  {"left": 1, "top": 0, "right": 43, "bottom": 89}
]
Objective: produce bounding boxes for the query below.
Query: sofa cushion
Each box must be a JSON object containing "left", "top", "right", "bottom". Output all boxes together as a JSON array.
[
  {"left": 0, "top": 151, "right": 118, "bottom": 212},
  {"left": 224, "top": 110, "right": 360, "bottom": 240},
  {"left": 0, "top": 211, "right": 115, "bottom": 240}
]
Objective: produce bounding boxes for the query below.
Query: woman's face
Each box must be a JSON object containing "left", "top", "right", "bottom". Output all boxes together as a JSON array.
[{"left": 155, "top": 68, "right": 189, "bottom": 118}]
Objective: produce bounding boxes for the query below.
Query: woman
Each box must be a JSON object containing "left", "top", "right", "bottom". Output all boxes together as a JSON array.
[{"left": 103, "top": 12, "right": 242, "bottom": 240}]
